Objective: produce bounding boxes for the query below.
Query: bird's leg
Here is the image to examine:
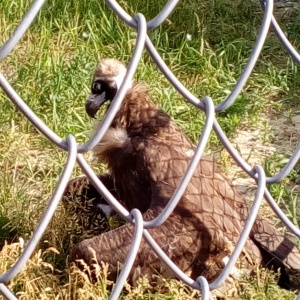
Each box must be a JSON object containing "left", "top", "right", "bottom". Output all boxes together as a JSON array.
[{"left": 62, "top": 173, "right": 118, "bottom": 235}]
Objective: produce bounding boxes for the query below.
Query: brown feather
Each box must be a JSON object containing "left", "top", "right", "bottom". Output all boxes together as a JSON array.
[{"left": 65, "top": 60, "right": 300, "bottom": 289}]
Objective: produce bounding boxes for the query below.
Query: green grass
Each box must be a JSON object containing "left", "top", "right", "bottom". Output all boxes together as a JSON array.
[{"left": 1, "top": 0, "right": 300, "bottom": 299}]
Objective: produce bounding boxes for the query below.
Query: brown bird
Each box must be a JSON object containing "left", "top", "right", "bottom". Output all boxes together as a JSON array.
[{"left": 64, "top": 58, "right": 300, "bottom": 289}]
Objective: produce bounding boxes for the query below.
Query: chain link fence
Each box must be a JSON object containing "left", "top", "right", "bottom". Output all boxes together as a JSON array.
[{"left": 1, "top": 0, "right": 300, "bottom": 299}]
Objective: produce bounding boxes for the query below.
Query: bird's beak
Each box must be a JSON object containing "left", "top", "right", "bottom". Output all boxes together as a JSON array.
[{"left": 85, "top": 92, "right": 106, "bottom": 118}]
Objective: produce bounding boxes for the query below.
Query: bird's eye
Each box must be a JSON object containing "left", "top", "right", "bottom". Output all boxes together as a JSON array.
[{"left": 91, "top": 81, "right": 102, "bottom": 93}]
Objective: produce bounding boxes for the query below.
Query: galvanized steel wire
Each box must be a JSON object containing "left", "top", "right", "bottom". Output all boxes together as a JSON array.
[{"left": 1, "top": 0, "right": 300, "bottom": 299}]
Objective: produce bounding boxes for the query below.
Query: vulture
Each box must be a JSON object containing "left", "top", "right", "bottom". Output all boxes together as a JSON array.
[{"left": 63, "top": 58, "right": 300, "bottom": 290}]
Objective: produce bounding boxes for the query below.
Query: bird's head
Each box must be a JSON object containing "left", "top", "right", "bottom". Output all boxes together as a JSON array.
[{"left": 85, "top": 59, "right": 132, "bottom": 118}]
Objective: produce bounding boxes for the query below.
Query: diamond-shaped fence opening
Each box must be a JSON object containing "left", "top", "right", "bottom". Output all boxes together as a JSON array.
[{"left": 0, "top": 0, "right": 300, "bottom": 299}]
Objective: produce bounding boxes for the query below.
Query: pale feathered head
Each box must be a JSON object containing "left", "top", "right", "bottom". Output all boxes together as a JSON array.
[{"left": 85, "top": 59, "right": 132, "bottom": 118}]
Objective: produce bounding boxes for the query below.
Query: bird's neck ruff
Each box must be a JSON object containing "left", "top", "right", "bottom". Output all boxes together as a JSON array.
[
  {"left": 113, "top": 82, "right": 159, "bottom": 128},
  {"left": 113, "top": 82, "right": 171, "bottom": 137},
  {"left": 93, "top": 82, "right": 172, "bottom": 162}
]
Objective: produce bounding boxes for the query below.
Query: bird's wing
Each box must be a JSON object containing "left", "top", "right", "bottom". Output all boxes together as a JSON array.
[{"left": 70, "top": 204, "right": 235, "bottom": 283}]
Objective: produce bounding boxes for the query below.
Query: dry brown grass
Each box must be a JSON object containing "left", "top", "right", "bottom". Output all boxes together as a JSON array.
[{"left": 0, "top": 238, "right": 297, "bottom": 299}]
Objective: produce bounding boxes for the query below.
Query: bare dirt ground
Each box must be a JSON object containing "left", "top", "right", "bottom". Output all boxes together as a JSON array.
[{"left": 222, "top": 109, "right": 300, "bottom": 227}]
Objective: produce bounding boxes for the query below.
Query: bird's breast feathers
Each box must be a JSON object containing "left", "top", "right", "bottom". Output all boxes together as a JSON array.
[{"left": 94, "top": 127, "right": 129, "bottom": 158}]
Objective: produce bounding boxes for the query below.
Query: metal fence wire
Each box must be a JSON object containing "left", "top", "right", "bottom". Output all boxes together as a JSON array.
[{"left": 1, "top": 0, "right": 300, "bottom": 299}]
